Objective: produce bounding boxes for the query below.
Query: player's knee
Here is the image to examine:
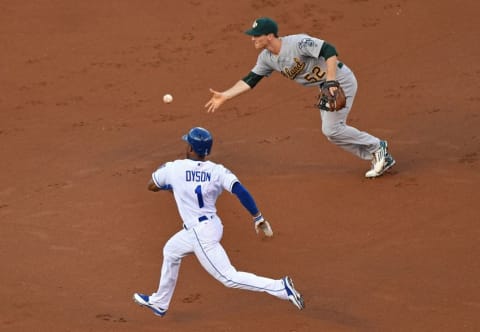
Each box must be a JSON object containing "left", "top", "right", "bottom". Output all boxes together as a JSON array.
[
  {"left": 322, "top": 124, "right": 342, "bottom": 140},
  {"left": 223, "top": 280, "right": 237, "bottom": 288},
  {"left": 163, "top": 246, "right": 182, "bottom": 262},
  {"left": 163, "top": 244, "right": 172, "bottom": 257},
  {"left": 221, "top": 277, "right": 239, "bottom": 289},
  {"left": 216, "top": 269, "right": 238, "bottom": 288}
]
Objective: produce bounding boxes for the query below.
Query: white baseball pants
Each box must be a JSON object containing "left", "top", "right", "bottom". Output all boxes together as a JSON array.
[{"left": 147, "top": 216, "right": 288, "bottom": 310}]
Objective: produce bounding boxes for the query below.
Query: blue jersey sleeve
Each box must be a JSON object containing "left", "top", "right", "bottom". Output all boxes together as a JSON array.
[{"left": 231, "top": 182, "right": 259, "bottom": 216}]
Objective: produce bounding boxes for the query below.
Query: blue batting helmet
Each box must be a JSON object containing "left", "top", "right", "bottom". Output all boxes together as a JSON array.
[{"left": 182, "top": 127, "right": 213, "bottom": 157}]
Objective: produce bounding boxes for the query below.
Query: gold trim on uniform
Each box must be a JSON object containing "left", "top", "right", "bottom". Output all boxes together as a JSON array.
[{"left": 282, "top": 58, "right": 305, "bottom": 80}]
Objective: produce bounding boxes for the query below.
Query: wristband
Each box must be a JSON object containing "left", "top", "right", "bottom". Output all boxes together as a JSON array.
[{"left": 253, "top": 213, "right": 264, "bottom": 223}]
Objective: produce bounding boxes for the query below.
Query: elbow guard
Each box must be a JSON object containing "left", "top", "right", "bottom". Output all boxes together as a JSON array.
[{"left": 242, "top": 71, "right": 263, "bottom": 88}]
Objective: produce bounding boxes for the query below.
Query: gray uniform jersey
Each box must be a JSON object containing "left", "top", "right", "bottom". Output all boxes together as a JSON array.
[
  {"left": 251, "top": 34, "right": 352, "bottom": 87},
  {"left": 250, "top": 34, "right": 381, "bottom": 162}
]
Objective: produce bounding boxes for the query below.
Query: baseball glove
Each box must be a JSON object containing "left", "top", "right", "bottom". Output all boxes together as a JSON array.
[{"left": 316, "top": 80, "right": 346, "bottom": 112}]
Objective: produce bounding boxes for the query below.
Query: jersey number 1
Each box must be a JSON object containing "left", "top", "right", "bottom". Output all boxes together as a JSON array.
[{"left": 195, "top": 185, "right": 204, "bottom": 208}]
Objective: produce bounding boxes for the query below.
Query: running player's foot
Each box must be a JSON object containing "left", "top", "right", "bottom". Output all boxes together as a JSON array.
[
  {"left": 365, "top": 153, "right": 396, "bottom": 178},
  {"left": 133, "top": 293, "right": 167, "bottom": 317},
  {"left": 372, "top": 140, "right": 388, "bottom": 173},
  {"left": 283, "top": 276, "right": 305, "bottom": 310}
]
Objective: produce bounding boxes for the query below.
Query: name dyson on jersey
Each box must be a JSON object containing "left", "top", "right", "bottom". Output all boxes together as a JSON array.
[{"left": 185, "top": 170, "right": 211, "bottom": 182}]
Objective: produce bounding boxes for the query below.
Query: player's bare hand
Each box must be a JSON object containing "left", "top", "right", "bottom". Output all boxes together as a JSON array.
[
  {"left": 205, "top": 88, "right": 227, "bottom": 113},
  {"left": 256, "top": 220, "right": 273, "bottom": 237},
  {"left": 254, "top": 213, "right": 273, "bottom": 237}
]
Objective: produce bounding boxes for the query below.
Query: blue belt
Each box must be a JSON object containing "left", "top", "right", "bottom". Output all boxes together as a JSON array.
[{"left": 184, "top": 215, "right": 209, "bottom": 230}]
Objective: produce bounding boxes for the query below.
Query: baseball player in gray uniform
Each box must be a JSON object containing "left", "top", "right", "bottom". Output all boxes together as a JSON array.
[
  {"left": 133, "top": 127, "right": 305, "bottom": 317},
  {"left": 205, "top": 17, "right": 395, "bottom": 178}
]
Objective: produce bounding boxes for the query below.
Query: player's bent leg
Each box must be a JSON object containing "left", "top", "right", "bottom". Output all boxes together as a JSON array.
[
  {"left": 193, "top": 231, "right": 288, "bottom": 300},
  {"left": 148, "top": 229, "right": 194, "bottom": 310},
  {"left": 321, "top": 109, "right": 377, "bottom": 151},
  {"left": 197, "top": 248, "right": 305, "bottom": 310}
]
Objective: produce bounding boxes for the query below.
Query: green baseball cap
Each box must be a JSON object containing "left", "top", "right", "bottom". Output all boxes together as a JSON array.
[{"left": 245, "top": 17, "right": 278, "bottom": 36}]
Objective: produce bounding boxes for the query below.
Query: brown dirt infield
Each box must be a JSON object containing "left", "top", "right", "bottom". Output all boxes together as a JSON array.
[{"left": 1, "top": 1, "right": 479, "bottom": 331}]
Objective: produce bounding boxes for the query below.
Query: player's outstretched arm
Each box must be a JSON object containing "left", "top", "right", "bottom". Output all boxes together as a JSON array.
[
  {"left": 231, "top": 182, "right": 273, "bottom": 237},
  {"left": 205, "top": 80, "right": 251, "bottom": 113}
]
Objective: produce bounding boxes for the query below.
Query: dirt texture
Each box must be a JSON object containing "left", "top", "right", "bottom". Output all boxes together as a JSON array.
[{"left": 1, "top": 1, "right": 479, "bottom": 331}]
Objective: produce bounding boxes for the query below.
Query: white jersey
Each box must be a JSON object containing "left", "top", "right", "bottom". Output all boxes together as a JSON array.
[
  {"left": 251, "top": 34, "right": 352, "bottom": 87},
  {"left": 152, "top": 159, "right": 238, "bottom": 229},
  {"left": 145, "top": 158, "right": 291, "bottom": 311}
]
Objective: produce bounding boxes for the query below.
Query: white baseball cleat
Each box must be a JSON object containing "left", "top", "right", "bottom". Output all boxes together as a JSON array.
[
  {"left": 365, "top": 153, "right": 396, "bottom": 178},
  {"left": 372, "top": 140, "right": 388, "bottom": 173},
  {"left": 133, "top": 293, "right": 167, "bottom": 317},
  {"left": 283, "top": 276, "right": 305, "bottom": 310}
]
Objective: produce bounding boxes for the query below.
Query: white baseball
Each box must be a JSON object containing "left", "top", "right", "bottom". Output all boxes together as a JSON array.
[{"left": 163, "top": 94, "right": 173, "bottom": 104}]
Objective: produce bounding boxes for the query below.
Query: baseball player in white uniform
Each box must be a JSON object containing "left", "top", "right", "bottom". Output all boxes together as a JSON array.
[
  {"left": 133, "top": 127, "right": 305, "bottom": 317},
  {"left": 205, "top": 17, "right": 395, "bottom": 178}
]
